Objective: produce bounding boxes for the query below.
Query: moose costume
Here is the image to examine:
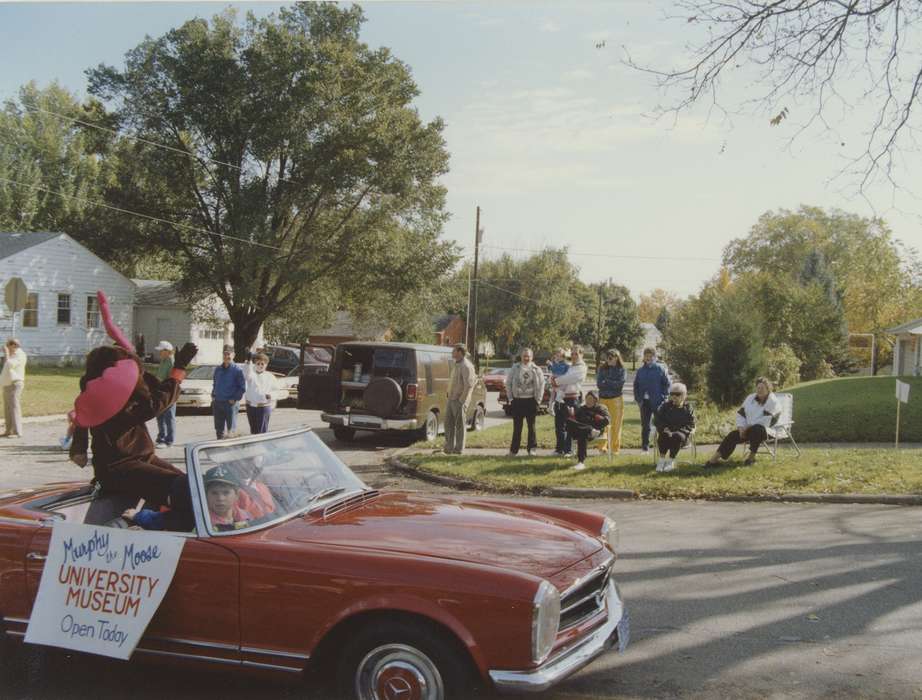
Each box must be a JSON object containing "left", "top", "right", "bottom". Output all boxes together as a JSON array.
[{"left": 69, "top": 291, "right": 197, "bottom": 508}]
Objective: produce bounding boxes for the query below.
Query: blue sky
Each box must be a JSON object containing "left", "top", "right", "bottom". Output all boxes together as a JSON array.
[{"left": 1, "top": 1, "right": 919, "bottom": 298}]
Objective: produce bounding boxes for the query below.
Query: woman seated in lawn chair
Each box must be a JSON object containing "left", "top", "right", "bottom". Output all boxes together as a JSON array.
[
  {"left": 652, "top": 382, "right": 695, "bottom": 473},
  {"left": 565, "top": 390, "right": 610, "bottom": 472},
  {"left": 707, "top": 377, "right": 780, "bottom": 466}
]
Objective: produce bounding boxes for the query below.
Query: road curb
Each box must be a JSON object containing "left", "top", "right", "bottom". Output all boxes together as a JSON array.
[{"left": 386, "top": 456, "right": 922, "bottom": 506}]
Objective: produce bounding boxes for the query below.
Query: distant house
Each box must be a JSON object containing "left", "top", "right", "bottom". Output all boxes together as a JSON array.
[
  {"left": 133, "top": 280, "right": 264, "bottom": 365},
  {"left": 308, "top": 311, "right": 392, "bottom": 347},
  {"left": 433, "top": 314, "right": 465, "bottom": 346},
  {"left": 887, "top": 318, "right": 922, "bottom": 376},
  {"left": 0, "top": 232, "right": 134, "bottom": 362}
]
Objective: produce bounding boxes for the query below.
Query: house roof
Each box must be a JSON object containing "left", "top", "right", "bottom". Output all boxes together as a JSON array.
[
  {"left": 887, "top": 318, "right": 922, "bottom": 335},
  {"left": 132, "top": 279, "right": 185, "bottom": 307},
  {"left": 0, "top": 232, "right": 63, "bottom": 260},
  {"left": 433, "top": 314, "right": 460, "bottom": 332}
]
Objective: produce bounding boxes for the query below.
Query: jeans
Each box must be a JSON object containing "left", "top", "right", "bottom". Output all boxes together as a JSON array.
[
  {"left": 718, "top": 424, "right": 768, "bottom": 458},
  {"left": 246, "top": 405, "right": 272, "bottom": 434},
  {"left": 443, "top": 399, "right": 467, "bottom": 454},
  {"left": 639, "top": 400, "right": 657, "bottom": 450},
  {"left": 554, "top": 398, "right": 577, "bottom": 453},
  {"left": 566, "top": 421, "right": 593, "bottom": 463},
  {"left": 213, "top": 400, "right": 239, "bottom": 438},
  {"left": 510, "top": 398, "right": 538, "bottom": 454},
  {"left": 156, "top": 404, "right": 176, "bottom": 445},
  {"left": 657, "top": 431, "right": 687, "bottom": 458}
]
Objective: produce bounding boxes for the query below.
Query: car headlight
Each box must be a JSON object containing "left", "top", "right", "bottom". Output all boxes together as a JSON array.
[
  {"left": 532, "top": 580, "right": 560, "bottom": 664},
  {"left": 600, "top": 516, "right": 619, "bottom": 551}
]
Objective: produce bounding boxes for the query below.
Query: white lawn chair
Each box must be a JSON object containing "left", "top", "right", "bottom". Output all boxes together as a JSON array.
[{"left": 763, "top": 392, "right": 801, "bottom": 458}]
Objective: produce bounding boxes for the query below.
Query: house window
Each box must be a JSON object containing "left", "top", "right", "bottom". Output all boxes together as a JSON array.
[
  {"left": 57, "top": 294, "right": 71, "bottom": 325},
  {"left": 86, "top": 295, "right": 100, "bottom": 328},
  {"left": 21, "top": 293, "right": 39, "bottom": 328}
]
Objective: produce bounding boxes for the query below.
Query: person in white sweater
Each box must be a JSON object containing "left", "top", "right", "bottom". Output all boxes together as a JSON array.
[
  {"left": 707, "top": 377, "right": 781, "bottom": 465},
  {"left": 1, "top": 338, "right": 26, "bottom": 438},
  {"left": 243, "top": 352, "right": 280, "bottom": 434},
  {"left": 551, "top": 346, "right": 588, "bottom": 456}
]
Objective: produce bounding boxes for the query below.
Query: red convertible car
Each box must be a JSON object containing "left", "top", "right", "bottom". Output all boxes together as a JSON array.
[{"left": 0, "top": 427, "right": 629, "bottom": 699}]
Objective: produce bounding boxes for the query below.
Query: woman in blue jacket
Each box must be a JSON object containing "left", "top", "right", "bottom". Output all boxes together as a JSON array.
[
  {"left": 632, "top": 347, "right": 670, "bottom": 452},
  {"left": 595, "top": 350, "right": 626, "bottom": 454}
]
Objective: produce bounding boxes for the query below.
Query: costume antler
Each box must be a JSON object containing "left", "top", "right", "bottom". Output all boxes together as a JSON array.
[{"left": 97, "top": 290, "right": 135, "bottom": 353}]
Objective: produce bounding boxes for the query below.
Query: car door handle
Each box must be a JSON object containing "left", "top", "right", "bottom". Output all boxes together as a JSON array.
[{"left": 26, "top": 552, "right": 47, "bottom": 562}]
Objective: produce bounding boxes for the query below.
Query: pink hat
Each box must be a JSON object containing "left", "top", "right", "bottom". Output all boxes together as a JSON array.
[{"left": 73, "top": 359, "right": 140, "bottom": 428}]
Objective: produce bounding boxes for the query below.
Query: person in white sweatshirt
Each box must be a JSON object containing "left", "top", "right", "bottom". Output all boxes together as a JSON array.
[
  {"left": 550, "top": 346, "right": 588, "bottom": 456},
  {"left": 243, "top": 352, "right": 280, "bottom": 434},
  {"left": 707, "top": 377, "right": 781, "bottom": 466}
]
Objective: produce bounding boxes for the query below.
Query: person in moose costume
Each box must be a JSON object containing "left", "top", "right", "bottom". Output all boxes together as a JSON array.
[{"left": 69, "top": 291, "right": 197, "bottom": 508}]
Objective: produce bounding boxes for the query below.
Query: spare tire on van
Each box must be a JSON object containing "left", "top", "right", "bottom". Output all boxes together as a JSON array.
[{"left": 363, "top": 377, "right": 403, "bottom": 417}]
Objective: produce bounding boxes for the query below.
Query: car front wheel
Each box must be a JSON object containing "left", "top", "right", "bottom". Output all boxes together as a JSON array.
[
  {"left": 469, "top": 405, "right": 486, "bottom": 431},
  {"left": 338, "top": 621, "right": 471, "bottom": 700}
]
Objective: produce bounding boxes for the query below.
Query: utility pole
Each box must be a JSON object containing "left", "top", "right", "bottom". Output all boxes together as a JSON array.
[
  {"left": 596, "top": 283, "right": 604, "bottom": 373},
  {"left": 468, "top": 206, "right": 482, "bottom": 372}
]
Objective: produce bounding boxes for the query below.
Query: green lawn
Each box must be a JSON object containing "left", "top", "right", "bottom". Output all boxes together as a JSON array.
[
  {"left": 432, "top": 401, "right": 734, "bottom": 450},
  {"left": 404, "top": 447, "right": 922, "bottom": 498},
  {"left": 789, "top": 375, "right": 922, "bottom": 442},
  {"left": 19, "top": 366, "right": 83, "bottom": 417}
]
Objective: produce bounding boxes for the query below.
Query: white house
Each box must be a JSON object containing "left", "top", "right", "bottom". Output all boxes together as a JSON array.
[
  {"left": 640, "top": 322, "right": 664, "bottom": 355},
  {"left": 0, "top": 232, "right": 134, "bottom": 362},
  {"left": 887, "top": 318, "right": 922, "bottom": 376},
  {"left": 133, "top": 280, "right": 264, "bottom": 365}
]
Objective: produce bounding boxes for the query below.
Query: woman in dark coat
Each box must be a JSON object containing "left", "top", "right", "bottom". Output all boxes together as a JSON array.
[
  {"left": 69, "top": 291, "right": 197, "bottom": 508},
  {"left": 652, "top": 382, "right": 695, "bottom": 473}
]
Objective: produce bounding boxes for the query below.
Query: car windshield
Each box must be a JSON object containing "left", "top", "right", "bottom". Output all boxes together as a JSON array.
[
  {"left": 187, "top": 365, "right": 217, "bottom": 380},
  {"left": 191, "top": 429, "right": 367, "bottom": 536}
]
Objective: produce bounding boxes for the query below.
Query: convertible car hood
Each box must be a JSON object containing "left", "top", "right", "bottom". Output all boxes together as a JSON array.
[{"left": 283, "top": 491, "right": 601, "bottom": 578}]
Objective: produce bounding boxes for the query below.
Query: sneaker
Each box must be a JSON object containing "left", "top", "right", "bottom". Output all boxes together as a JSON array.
[
  {"left": 572, "top": 462, "right": 586, "bottom": 471},
  {"left": 507, "top": 451, "right": 519, "bottom": 457},
  {"left": 663, "top": 459, "right": 676, "bottom": 472},
  {"left": 155, "top": 438, "right": 165, "bottom": 445},
  {"left": 156, "top": 442, "right": 168, "bottom": 450},
  {"left": 641, "top": 447, "right": 650, "bottom": 454},
  {"left": 564, "top": 452, "right": 574, "bottom": 458},
  {"left": 527, "top": 449, "right": 535, "bottom": 457},
  {"left": 655, "top": 457, "right": 665, "bottom": 472},
  {"left": 744, "top": 453, "right": 756, "bottom": 466}
]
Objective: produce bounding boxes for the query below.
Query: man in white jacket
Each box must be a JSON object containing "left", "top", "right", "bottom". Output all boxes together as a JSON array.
[
  {"left": 1, "top": 338, "right": 26, "bottom": 438},
  {"left": 243, "top": 352, "right": 280, "bottom": 434},
  {"left": 551, "top": 346, "right": 587, "bottom": 456}
]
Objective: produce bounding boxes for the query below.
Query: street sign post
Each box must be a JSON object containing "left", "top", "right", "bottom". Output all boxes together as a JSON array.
[
  {"left": 895, "top": 379, "right": 910, "bottom": 449},
  {"left": 4, "top": 277, "right": 28, "bottom": 338}
]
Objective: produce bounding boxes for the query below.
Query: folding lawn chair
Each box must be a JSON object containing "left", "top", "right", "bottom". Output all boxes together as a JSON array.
[
  {"left": 761, "top": 392, "right": 802, "bottom": 458},
  {"left": 649, "top": 400, "right": 697, "bottom": 466}
]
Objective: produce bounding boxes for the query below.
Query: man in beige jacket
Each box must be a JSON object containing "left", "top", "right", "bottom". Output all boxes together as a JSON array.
[
  {"left": 444, "top": 344, "right": 476, "bottom": 454},
  {"left": 1, "top": 338, "right": 27, "bottom": 438}
]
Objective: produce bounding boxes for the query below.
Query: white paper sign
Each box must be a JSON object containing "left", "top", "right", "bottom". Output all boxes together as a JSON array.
[
  {"left": 25, "top": 522, "right": 185, "bottom": 659},
  {"left": 896, "top": 380, "right": 910, "bottom": 404}
]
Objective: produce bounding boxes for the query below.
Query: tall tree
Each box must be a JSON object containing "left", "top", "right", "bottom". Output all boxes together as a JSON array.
[
  {"left": 637, "top": 288, "right": 680, "bottom": 324},
  {"left": 707, "top": 303, "right": 764, "bottom": 408},
  {"left": 87, "top": 4, "right": 450, "bottom": 355},
  {"left": 574, "top": 281, "right": 643, "bottom": 367},
  {"left": 630, "top": 1, "right": 922, "bottom": 191}
]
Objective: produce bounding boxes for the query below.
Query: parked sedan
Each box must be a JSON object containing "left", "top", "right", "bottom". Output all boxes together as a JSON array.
[
  {"left": 0, "top": 427, "right": 629, "bottom": 699},
  {"left": 483, "top": 366, "right": 509, "bottom": 392}
]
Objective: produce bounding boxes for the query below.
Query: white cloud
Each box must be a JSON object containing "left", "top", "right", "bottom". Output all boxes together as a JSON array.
[
  {"left": 563, "top": 68, "right": 595, "bottom": 82},
  {"left": 539, "top": 18, "right": 560, "bottom": 33}
]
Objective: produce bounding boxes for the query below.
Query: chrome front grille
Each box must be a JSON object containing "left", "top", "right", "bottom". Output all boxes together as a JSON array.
[{"left": 559, "top": 560, "right": 612, "bottom": 630}]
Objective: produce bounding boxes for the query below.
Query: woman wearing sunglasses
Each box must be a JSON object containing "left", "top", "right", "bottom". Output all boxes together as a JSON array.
[{"left": 652, "top": 382, "right": 695, "bottom": 472}]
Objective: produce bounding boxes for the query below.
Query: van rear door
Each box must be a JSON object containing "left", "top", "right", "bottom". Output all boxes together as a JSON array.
[{"left": 299, "top": 348, "right": 340, "bottom": 411}]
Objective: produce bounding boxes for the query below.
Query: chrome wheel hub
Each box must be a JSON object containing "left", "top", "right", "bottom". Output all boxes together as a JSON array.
[{"left": 356, "top": 644, "right": 444, "bottom": 700}]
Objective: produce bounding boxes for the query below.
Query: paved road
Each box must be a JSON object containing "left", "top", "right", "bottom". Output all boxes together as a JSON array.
[{"left": 3, "top": 397, "right": 922, "bottom": 699}]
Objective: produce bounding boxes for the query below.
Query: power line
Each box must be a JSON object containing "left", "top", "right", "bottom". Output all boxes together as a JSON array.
[
  {"left": 16, "top": 101, "right": 303, "bottom": 187},
  {"left": 477, "top": 279, "right": 542, "bottom": 305},
  {"left": 0, "top": 175, "right": 284, "bottom": 251},
  {"left": 480, "top": 243, "right": 721, "bottom": 262}
]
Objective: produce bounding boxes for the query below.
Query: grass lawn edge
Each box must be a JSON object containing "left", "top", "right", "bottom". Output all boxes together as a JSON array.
[{"left": 388, "top": 455, "right": 922, "bottom": 506}]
